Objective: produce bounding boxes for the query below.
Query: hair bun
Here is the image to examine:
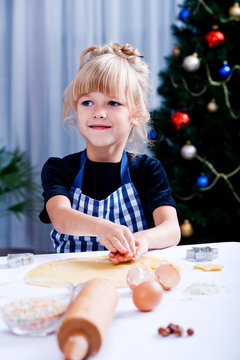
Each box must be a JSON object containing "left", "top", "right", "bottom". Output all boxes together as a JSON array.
[
  {"left": 79, "top": 43, "right": 143, "bottom": 67},
  {"left": 112, "top": 43, "right": 141, "bottom": 58}
]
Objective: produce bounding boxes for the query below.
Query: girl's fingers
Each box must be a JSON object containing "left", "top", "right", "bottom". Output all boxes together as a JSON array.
[
  {"left": 135, "top": 240, "right": 148, "bottom": 258},
  {"left": 124, "top": 230, "right": 136, "bottom": 255},
  {"left": 110, "top": 232, "right": 134, "bottom": 255},
  {"left": 100, "top": 222, "right": 135, "bottom": 255},
  {"left": 111, "top": 237, "right": 128, "bottom": 254},
  {"left": 109, "top": 251, "right": 135, "bottom": 264},
  {"left": 111, "top": 256, "right": 120, "bottom": 264},
  {"left": 103, "top": 237, "right": 128, "bottom": 254},
  {"left": 135, "top": 239, "right": 140, "bottom": 246},
  {"left": 103, "top": 239, "right": 117, "bottom": 253}
]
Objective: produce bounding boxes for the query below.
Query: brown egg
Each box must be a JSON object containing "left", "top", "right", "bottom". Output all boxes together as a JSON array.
[
  {"left": 155, "top": 264, "right": 180, "bottom": 290},
  {"left": 132, "top": 280, "right": 163, "bottom": 312},
  {"left": 127, "top": 266, "right": 155, "bottom": 291}
]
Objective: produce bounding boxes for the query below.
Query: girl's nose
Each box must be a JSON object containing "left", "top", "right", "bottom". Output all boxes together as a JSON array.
[{"left": 93, "top": 107, "right": 107, "bottom": 119}]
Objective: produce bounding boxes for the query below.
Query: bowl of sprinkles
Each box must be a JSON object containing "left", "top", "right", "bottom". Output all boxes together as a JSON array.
[{"left": 0, "top": 279, "right": 73, "bottom": 336}]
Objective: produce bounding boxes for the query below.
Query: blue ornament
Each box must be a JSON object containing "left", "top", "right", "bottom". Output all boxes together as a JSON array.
[
  {"left": 196, "top": 174, "right": 209, "bottom": 188},
  {"left": 179, "top": 8, "right": 190, "bottom": 22},
  {"left": 218, "top": 62, "right": 231, "bottom": 78},
  {"left": 148, "top": 129, "right": 157, "bottom": 140}
]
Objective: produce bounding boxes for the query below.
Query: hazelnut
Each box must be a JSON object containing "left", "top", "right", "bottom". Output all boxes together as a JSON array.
[
  {"left": 167, "top": 323, "right": 177, "bottom": 333},
  {"left": 187, "top": 328, "right": 194, "bottom": 336},
  {"left": 158, "top": 327, "right": 171, "bottom": 337},
  {"left": 174, "top": 325, "right": 183, "bottom": 337}
]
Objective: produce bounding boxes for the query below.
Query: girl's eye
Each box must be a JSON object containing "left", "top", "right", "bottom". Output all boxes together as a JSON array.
[
  {"left": 108, "top": 100, "right": 121, "bottom": 107},
  {"left": 82, "top": 100, "right": 93, "bottom": 106}
]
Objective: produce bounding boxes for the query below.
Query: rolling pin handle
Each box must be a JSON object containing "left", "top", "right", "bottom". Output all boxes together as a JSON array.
[{"left": 63, "top": 331, "right": 89, "bottom": 360}]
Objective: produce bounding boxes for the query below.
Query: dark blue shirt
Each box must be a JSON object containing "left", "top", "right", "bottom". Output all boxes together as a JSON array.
[{"left": 39, "top": 151, "right": 177, "bottom": 228}]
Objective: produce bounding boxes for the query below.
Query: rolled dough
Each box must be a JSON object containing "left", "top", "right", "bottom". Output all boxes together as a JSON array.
[{"left": 25, "top": 255, "right": 172, "bottom": 288}]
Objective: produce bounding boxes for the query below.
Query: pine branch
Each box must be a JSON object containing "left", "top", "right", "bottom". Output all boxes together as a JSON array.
[{"left": 0, "top": 147, "right": 42, "bottom": 219}]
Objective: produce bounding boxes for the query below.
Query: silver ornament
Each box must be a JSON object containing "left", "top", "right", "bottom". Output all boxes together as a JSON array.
[
  {"left": 180, "top": 143, "right": 197, "bottom": 160},
  {"left": 182, "top": 53, "right": 201, "bottom": 72}
]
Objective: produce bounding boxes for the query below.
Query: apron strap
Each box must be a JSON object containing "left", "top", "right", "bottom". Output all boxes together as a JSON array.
[
  {"left": 120, "top": 150, "right": 131, "bottom": 185},
  {"left": 73, "top": 149, "right": 131, "bottom": 188},
  {"left": 73, "top": 150, "right": 87, "bottom": 188}
]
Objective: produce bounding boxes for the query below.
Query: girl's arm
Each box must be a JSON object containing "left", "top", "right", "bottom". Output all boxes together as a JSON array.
[
  {"left": 109, "top": 205, "right": 181, "bottom": 264},
  {"left": 46, "top": 195, "right": 136, "bottom": 257},
  {"left": 134, "top": 205, "right": 181, "bottom": 256}
]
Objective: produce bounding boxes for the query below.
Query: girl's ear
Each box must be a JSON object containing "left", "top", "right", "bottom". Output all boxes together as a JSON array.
[{"left": 130, "top": 108, "right": 143, "bottom": 126}]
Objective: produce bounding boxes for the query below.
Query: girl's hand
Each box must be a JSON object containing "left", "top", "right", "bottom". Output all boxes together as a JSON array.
[
  {"left": 109, "top": 232, "right": 149, "bottom": 264},
  {"left": 109, "top": 251, "right": 135, "bottom": 264},
  {"left": 135, "top": 235, "right": 148, "bottom": 259},
  {"left": 98, "top": 220, "right": 136, "bottom": 257}
]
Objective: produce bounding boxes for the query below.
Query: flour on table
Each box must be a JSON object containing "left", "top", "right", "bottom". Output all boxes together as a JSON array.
[{"left": 184, "top": 282, "right": 228, "bottom": 295}]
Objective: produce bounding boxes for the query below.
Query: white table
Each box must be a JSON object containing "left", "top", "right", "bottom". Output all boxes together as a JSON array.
[{"left": 0, "top": 242, "right": 239, "bottom": 360}]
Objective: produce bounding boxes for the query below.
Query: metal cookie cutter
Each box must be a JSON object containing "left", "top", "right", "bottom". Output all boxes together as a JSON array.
[
  {"left": 186, "top": 246, "right": 218, "bottom": 261},
  {"left": 7, "top": 253, "right": 34, "bottom": 268}
]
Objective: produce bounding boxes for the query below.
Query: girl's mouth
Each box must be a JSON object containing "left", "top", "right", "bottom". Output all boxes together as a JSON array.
[{"left": 89, "top": 125, "right": 111, "bottom": 130}]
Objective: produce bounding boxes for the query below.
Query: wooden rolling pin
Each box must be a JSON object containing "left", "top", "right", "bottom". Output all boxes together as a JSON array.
[{"left": 57, "top": 278, "right": 118, "bottom": 360}]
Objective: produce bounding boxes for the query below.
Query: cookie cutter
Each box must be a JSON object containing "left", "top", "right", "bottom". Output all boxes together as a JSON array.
[
  {"left": 7, "top": 253, "right": 34, "bottom": 268},
  {"left": 186, "top": 246, "right": 218, "bottom": 261}
]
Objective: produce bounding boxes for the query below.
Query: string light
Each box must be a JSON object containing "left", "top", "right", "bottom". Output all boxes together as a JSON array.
[
  {"left": 197, "top": 0, "right": 240, "bottom": 22},
  {"left": 197, "top": 0, "right": 214, "bottom": 16},
  {"left": 205, "top": 63, "right": 239, "bottom": 86},
  {"left": 170, "top": 65, "right": 240, "bottom": 119},
  {"left": 170, "top": 76, "right": 179, "bottom": 89},
  {"left": 182, "top": 78, "right": 208, "bottom": 97},
  {"left": 176, "top": 155, "right": 240, "bottom": 203},
  {"left": 205, "top": 63, "right": 240, "bottom": 119},
  {"left": 222, "top": 83, "right": 240, "bottom": 120},
  {"left": 175, "top": 192, "right": 196, "bottom": 201},
  {"left": 196, "top": 155, "right": 240, "bottom": 202}
]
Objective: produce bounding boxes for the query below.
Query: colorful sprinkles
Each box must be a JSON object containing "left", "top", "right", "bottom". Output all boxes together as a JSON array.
[{"left": 2, "top": 297, "right": 67, "bottom": 332}]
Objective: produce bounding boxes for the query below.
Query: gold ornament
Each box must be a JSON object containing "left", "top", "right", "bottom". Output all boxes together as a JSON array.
[
  {"left": 180, "top": 219, "right": 194, "bottom": 237},
  {"left": 229, "top": 2, "right": 240, "bottom": 17},
  {"left": 182, "top": 53, "right": 201, "bottom": 72},
  {"left": 172, "top": 45, "right": 180, "bottom": 58},
  {"left": 207, "top": 99, "right": 218, "bottom": 112}
]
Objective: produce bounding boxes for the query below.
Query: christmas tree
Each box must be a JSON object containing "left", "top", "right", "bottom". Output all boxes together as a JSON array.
[{"left": 149, "top": 0, "right": 240, "bottom": 244}]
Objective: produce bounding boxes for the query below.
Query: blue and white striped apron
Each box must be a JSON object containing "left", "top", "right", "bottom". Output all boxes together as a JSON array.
[{"left": 50, "top": 150, "right": 148, "bottom": 253}]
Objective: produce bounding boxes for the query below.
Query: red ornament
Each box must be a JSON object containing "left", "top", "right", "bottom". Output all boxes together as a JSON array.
[
  {"left": 170, "top": 111, "right": 190, "bottom": 130},
  {"left": 205, "top": 29, "right": 225, "bottom": 47}
]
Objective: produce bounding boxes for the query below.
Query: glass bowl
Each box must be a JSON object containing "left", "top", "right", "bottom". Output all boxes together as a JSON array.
[{"left": 0, "top": 279, "right": 73, "bottom": 336}]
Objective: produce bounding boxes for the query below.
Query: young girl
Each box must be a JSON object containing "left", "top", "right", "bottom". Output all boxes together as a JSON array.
[{"left": 39, "top": 42, "right": 180, "bottom": 264}]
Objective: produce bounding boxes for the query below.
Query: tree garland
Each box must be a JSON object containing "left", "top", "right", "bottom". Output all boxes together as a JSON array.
[
  {"left": 196, "top": 155, "right": 240, "bottom": 202},
  {"left": 175, "top": 155, "right": 240, "bottom": 203},
  {"left": 197, "top": 0, "right": 240, "bottom": 22},
  {"left": 169, "top": 64, "right": 240, "bottom": 119}
]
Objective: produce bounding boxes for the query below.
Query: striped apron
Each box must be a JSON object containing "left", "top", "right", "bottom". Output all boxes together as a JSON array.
[{"left": 50, "top": 150, "right": 148, "bottom": 253}]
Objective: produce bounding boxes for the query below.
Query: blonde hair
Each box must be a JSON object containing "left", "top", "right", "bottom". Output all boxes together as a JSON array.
[{"left": 63, "top": 42, "right": 151, "bottom": 152}]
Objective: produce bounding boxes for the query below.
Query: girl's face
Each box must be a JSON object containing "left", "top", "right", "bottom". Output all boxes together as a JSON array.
[{"left": 76, "top": 91, "right": 134, "bottom": 161}]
